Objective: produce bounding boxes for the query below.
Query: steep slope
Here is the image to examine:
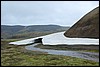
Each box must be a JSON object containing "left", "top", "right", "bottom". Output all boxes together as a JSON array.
[{"left": 64, "top": 7, "right": 99, "bottom": 38}]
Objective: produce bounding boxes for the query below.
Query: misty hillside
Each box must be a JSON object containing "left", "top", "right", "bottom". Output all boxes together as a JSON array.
[
  {"left": 1, "top": 25, "right": 69, "bottom": 39},
  {"left": 64, "top": 7, "right": 99, "bottom": 39}
]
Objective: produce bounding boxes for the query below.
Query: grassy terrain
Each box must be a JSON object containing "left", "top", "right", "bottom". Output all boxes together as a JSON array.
[
  {"left": 1, "top": 39, "right": 99, "bottom": 66},
  {"left": 9, "top": 31, "right": 63, "bottom": 39},
  {"left": 1, "top": 25, "right": 69, "bottom": 39},
  {"left": 64, "top": 7, "right": 99, "bottom": 38}
]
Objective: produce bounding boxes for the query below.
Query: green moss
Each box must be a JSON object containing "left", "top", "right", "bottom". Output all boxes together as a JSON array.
[{"left": 1, "top": 39, "right": 99, "bottom": 66}]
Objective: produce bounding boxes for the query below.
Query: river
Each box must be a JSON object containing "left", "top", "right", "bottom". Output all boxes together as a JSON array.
[
  {"left": 25, "top": 43, "right": 99, "bottom": 62},
  {"left": 9, "top": 31, "right": 99, "bottom": 62}
]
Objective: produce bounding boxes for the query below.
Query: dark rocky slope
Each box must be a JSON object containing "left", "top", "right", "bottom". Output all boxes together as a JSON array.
[{"left": 64, "top": 7, "right": 99, "bottom": 38}]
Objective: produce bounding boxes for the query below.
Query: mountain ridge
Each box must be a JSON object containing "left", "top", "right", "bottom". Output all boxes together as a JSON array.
[{"left": 1, "top": 25, "right": 70, "bottom": 39}]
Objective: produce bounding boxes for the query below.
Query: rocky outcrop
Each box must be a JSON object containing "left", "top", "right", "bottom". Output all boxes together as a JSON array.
[
  {"left": 34, "top": 38, "right": 43, "bottom": 43},
  {"left": 64, "top": 7, "right": 99, "bottom": 38}
]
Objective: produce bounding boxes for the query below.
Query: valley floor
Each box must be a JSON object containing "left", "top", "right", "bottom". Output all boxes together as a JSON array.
[
  {"left": 1, "top": 39, "right": 99, "bottom": 66},
  {"left": 34, "top": 44, "right": 99, "bottom": 53}
]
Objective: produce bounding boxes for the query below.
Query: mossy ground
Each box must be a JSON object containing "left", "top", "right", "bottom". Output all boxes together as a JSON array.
[{"left": 1, "top": 39, "right": 99, "bottom": 66}]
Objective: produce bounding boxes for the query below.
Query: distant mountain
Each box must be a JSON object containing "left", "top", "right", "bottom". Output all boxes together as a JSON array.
[
  {"left": 17, "top": 25, "right": 68, "bottom": 33},
  {"left": 1, "top": 25, "right": 24, "bottom": 35},
  {"left": 64, "top": 7, "right": 99, "bottom": 39},
  {"left": 1, "top": 25, "right": 70, "bottom": 39}
]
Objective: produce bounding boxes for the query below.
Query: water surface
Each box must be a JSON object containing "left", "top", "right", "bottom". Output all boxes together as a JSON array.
[
  {"left": 25, "top": 43, "right": 99, "bottom": 62},
  {"left": 9, "top": 31, "right": 99, "bottom": 45},
  {"left": 9, "top": 31, "right": 99, "bottom": 62}
]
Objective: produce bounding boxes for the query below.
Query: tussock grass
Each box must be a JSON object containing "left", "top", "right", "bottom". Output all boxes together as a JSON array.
[{"left": 1, "top": 39, "right": 99, "bottom": 66}]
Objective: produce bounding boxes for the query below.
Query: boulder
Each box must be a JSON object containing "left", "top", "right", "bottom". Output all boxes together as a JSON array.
[{"left": 34, "top": 38, "right": 43, "bottom": 43}]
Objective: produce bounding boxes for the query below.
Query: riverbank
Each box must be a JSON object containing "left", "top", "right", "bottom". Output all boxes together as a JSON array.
[
  {"left": 34, "top": 44, "right": 99, "bottom": 53},
  {"left": 1, "top": 39, "right": 99, "bottom": 66}
]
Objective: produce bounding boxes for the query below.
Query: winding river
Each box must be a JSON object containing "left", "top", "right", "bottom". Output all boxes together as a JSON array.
[
  {"left": 9, "top": 31, "right": 99, "bottom": 62},
  {"left": 25, "top": 43, "right": 99, "bottom": 62}
]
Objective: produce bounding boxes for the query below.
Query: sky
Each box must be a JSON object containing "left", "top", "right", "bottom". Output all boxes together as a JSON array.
[{"left": 1, "top": 1, "right": 99, "bottom": 26}]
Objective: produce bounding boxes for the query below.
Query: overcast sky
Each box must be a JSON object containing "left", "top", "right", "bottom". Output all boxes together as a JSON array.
[{"left": 1, "top": 1, "right": 99, "bottom": 26}]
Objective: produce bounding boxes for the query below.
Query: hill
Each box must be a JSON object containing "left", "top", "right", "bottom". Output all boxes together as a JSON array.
[
  {"left": 1, "top": 25, "right": 69, "bottom": 39},
  {"left": 64, "top": 7, "right": 99, "bottom": 39}
]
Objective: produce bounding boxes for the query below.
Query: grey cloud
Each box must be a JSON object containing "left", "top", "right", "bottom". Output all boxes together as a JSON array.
[{"left": 1, "top": 1, "right": 99, "bottom": 26}]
